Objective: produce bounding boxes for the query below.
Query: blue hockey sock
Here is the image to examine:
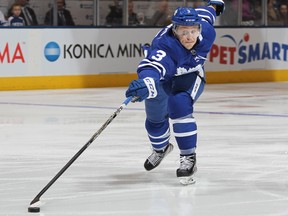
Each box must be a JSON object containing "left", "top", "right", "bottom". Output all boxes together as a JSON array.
[
  {"left": 171, "top": 116, "right": 197, "bottom": 155},
  {"left": 145, "top": 119, "right": 170, "bottom": 151}
]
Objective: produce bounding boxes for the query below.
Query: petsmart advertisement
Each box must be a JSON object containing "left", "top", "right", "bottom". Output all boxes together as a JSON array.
[{"left": 0, "top": 28, "right": 287, "bottom": 90}]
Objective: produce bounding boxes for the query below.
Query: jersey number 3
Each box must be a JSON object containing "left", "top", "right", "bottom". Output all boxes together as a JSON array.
[{"left": 151, "top": 50, "right": 166, "bottom": 61}]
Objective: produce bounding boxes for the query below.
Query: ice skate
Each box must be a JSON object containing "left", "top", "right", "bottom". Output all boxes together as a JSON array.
[
  {"left": 177, "top": 153, "right": 197, "bottom": 185},
  {"left": 144, "top": 143, "right": 174, "bottom": 171}
]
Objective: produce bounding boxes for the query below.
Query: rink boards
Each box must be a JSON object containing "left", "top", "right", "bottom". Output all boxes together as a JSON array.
[{"left": 0, "top": 27, "right": 287, "bottom": 90}]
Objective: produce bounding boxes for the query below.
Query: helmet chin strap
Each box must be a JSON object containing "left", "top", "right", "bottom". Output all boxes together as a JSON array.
[
  {"left": 172, "top": 25, "right": 178, "bottom": 37},
  {"left": 172, "top": 24, "right": 178, "bottom": 33}
]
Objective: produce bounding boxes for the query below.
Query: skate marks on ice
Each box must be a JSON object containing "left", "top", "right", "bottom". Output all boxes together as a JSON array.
[{"left": 0, "top": 82, "right": 288, "bottom": 215}]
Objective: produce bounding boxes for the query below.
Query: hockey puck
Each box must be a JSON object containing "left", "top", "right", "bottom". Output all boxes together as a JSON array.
[{"left": 28, "top": 206, "right": 40, "bottom": 213}]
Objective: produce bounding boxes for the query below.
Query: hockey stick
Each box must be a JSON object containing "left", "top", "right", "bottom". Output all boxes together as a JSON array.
[{"left": 28, "top": 96, "right": 135, "bottom": 209}]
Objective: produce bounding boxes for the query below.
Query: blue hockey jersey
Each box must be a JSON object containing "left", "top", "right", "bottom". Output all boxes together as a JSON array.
[{"left": 137, "top": 6, "right": 216, "bottom": 83}]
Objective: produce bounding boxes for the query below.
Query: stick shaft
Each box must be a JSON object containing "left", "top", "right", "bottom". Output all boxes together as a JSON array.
[{"left": 30, "top": 97, "right": 132, "bottom": 205}]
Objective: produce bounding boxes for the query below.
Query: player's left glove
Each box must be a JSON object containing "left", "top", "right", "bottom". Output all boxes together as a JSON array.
[
  {"left": 125, "top": 77, "right": 158, "bottom": 102},
  {"left": 207, "top": 0, "right": 225, "bottom": 16}
]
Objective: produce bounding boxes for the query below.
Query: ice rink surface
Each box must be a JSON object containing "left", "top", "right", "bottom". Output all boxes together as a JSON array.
[{"left": 1, "top": 82, "right": 288, "bottom": 216}]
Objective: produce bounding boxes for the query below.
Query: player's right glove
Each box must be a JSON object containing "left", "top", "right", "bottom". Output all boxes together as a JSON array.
[
  {"left": 125, "top": 77, "right": 158, "bottom": 102},
  {"left": 207, "top": 0, "right": 225, "bottom": 16}
]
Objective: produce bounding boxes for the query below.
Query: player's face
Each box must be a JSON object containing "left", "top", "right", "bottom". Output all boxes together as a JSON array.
[{"left": 175, "top": 25, "right": 200, "bottom": 50}]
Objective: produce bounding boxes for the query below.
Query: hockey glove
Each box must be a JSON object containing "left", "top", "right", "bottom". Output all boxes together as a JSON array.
[
  {"left": 207, "top": 0, "right": 225, "bottom": 16},
  {"left": 125, "top": 77, "right": 158, "bottom": 102}
]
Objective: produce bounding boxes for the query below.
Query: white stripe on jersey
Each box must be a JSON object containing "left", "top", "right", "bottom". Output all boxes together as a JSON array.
[
  {"left": 138, "top": 59, "right": 167, "bottom": 77},
  {"left": 195, "top": 8, "right": 216, "bottom": 24}
]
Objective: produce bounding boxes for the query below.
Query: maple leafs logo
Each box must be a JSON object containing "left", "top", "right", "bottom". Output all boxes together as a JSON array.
[{"left": 176, "top": 65, "right": 202, "bottom": 76}]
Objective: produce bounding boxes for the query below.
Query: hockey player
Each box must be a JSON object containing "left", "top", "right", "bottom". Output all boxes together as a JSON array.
[{"left": 126, "top": 0, "right": 225, "bottom": 185}]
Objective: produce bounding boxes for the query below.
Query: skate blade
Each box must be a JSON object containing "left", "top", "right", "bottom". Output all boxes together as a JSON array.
[{"left": 179, "top": 176, "right": 196, "bottom": 185}]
